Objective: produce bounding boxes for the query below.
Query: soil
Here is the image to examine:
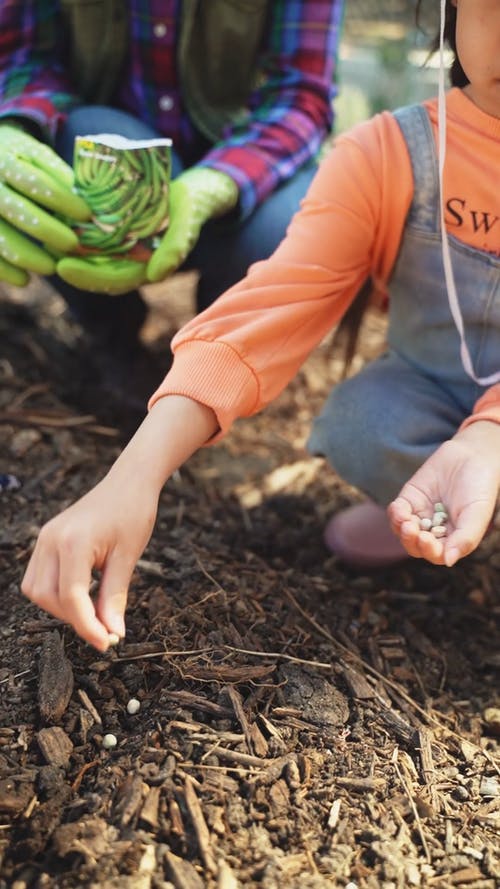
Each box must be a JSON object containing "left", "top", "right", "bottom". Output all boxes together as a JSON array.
[{"left": 1, "top": 277, "right": 499, "bottom": 889}]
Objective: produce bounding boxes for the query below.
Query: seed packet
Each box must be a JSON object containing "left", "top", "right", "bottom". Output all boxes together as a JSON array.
[{"left": 72, "top": 133, "right": 172, "bottom": 260}]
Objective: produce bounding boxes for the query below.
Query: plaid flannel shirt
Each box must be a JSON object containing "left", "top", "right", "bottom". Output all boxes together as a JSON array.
[{"left": 0, "top": 0, "right": 343, "bottom": 217}]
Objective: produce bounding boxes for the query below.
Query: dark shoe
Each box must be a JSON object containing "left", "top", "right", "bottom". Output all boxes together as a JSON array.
[
  {"left": 50, "top": 279, "right": 168, "bottom": 430},
  {"left": 79, "top": 336, "right": 170, "bottom": 435},
  {"left": 49, "top": 278, "right": 149, "bottom": 340}
]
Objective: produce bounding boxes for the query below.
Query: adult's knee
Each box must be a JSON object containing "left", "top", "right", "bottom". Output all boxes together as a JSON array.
[
  {"left": 247, "top": 162, "right": 317, "bottom": 253},
  {"left": 192, "top": 162, "right": 318, "bottom": 309}
]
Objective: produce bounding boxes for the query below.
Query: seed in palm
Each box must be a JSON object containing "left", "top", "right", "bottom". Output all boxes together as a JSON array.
[{"left": 419, "top": 502, "right": 449, "bottom": 537}]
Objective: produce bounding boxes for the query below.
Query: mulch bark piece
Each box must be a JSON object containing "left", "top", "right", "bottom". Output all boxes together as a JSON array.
[{"left": 38, "top": 632, "right": 74, "bottom": 724}]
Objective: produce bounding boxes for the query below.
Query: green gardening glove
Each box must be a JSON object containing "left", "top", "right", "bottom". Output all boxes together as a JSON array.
[
  {"left": 0, "top": 123, "right": 91, "bottom": 287},
  {"left": 57, "top": 167, "right": 238, "bottom": 295},
  {"left": 56, "top": 254, "right": 148, "bottom": 295},
  {"left": 146, "top": 167, "right": 238, "bottom": 283}
]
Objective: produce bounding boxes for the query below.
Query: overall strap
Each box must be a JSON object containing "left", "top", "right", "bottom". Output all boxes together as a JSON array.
[
  {"left": 179, "top": 0, "right": 270, "bottom": 143},
  {"left": 393, "top": 103, "right": 440, "bottom": 234},
  {"left": 59, "top": 0, "right": 128, "bottom": 103}
]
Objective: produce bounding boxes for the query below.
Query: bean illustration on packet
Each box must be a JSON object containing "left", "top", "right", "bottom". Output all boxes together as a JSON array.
[{"left": 57, "top": 133, "right": 172, "bottom": 293}]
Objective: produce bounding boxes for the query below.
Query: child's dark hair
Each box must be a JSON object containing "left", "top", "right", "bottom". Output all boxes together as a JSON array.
[
  {"left": 336, "top": 0, "right": 466, "bottom": 375},
  {"left": 421, "top": 0, "right": 468, "bottom": 87}
]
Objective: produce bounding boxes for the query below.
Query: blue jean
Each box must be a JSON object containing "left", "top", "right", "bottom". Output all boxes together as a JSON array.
[
  {"left": 307, "top": 351, "right": 467, "bottom": 505},
  {"left": 52, "top": 105, "right": 317, "bottom": 327}
]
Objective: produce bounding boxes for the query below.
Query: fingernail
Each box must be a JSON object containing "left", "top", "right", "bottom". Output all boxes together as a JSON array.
[
  {"left": 93, "top": 632, "right": 112, "bottom": 653},
  {"left": 445, "top": 547, "right": 459, "bottom": 567}
]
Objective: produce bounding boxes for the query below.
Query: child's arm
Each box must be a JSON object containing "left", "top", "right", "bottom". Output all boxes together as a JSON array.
[
  {"left": 21, "top": 111, "right": 413, "bottom": 644},
  {"left": 388, "top": 420, "right": 500, "bottom": 566},
  {"left": 21, "top": 396, "right": 218, "bottom": 651}
]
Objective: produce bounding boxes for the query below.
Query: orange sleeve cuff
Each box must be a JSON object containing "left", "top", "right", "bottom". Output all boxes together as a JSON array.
[
  {"left": 459, "top": 384, "right": 500, "bottom": 431},
  {"left": 147, "top": 340, "right": 260, "bottom": 442}
]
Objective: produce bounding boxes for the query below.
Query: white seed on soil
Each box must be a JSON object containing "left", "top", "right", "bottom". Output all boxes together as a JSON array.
[
  {"left": 102, "top": 733, "right": 118, "bottom": 749},
  {"left": 431, "top": 525, "right": 447, "bottom": 538},
  {"left": 126, "top": 698, "right": 141, "bottom": 715},
  {"left": 108, "top": 632, "right": 121, "bottom": 646}
]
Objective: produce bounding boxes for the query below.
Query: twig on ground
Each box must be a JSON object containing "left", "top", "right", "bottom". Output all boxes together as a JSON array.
[{"left": 392, "top": 746, "right": 431, "bottom": 863}]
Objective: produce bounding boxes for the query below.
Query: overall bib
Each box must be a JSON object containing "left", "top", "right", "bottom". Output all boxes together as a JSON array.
[{"left": 308, "top": 103, "right": 500, "bottom": 504}]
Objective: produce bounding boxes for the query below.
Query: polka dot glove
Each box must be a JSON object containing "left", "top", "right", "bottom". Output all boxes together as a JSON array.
[
  {"left": 0, "top": 123, "right": 91, "bottom": 287},
  {"left": 146, "top": 167, "right": 238, "bottom": 283}
]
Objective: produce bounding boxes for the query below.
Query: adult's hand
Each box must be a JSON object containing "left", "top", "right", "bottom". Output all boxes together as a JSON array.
[
  {"left": 0, "top": 123, "right": 91, "bottom": 286},
  {"left": 56, "top": 254, "right": 148, "bottom": 295},
  {"left": 55, "top": 167, "right": 238, "bottom": 295},
  {"left": 146, "top": 167, "right": 238, "bottom": 283}
]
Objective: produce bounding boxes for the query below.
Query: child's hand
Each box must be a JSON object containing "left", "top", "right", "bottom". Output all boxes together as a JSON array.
[
  {"left": 20, "top": 396, "right": 219, "bottom": 650},
  {"left": 388, "top": 421, "right": 500, "bottom": 567},
  {"left": 21, "top": 474, "right": 158, "bottom": 651}
]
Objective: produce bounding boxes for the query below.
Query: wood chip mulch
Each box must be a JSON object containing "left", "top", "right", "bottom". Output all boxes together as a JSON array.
[{"left": 0, "top": 281, "right": 499, "bottom": 889}]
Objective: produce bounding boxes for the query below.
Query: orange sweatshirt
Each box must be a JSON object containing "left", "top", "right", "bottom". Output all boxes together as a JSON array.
[{"left": 149, "top": 89, "right": 500, "bottom": 438}]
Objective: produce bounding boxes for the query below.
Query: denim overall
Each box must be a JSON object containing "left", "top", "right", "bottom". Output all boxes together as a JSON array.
[{"left": 308, "top": 103, "right": 500, "bottom": 505}]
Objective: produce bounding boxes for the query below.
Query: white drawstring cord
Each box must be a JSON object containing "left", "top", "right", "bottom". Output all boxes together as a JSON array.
[{"left": 438, "top": 0, "right": 500, "bottom": 385}]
